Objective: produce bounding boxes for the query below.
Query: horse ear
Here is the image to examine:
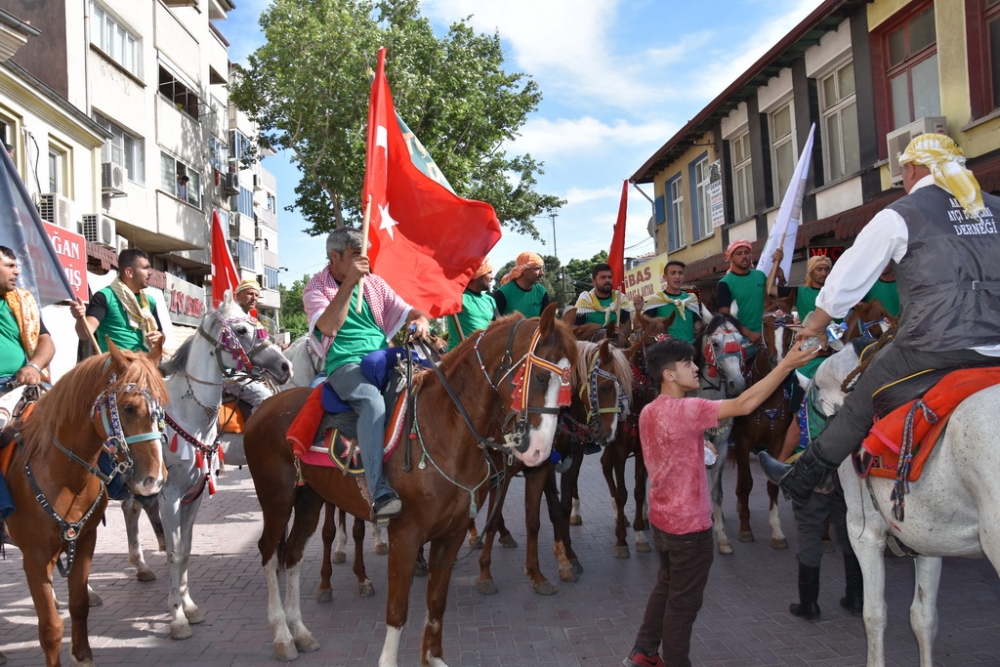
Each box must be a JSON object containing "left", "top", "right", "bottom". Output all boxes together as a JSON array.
[
  {"left": 539, "top": 302, "right": 558, "bottom": 337},
  {"left": 700, "top": 304, "right": 713, "bottom": 326},
  {"left": 223, "top": 290, "right": 233, "bottom": 307},
  {"left": 107, "top": 337, "right": 125, "bottom": 367},
  {"left": 599, "top": 338, "right": 612, "bottom": 364}
]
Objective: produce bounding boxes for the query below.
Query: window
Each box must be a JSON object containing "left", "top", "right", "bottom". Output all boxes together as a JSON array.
[
  {"left": 689, "top": 154, "right": 713, "bottom": 242},
  {"left": 238, "top": 239, "right": 256, "bottom": 270},
  {"left": 159, "top": 66, "right": 200, "bottom": 120},
  {"left": 666, "top": 174, "right": 685, "bottom": 252},
  {"left": 967, "top": 0, "right": 1000, "bottom": 117},
  {"left": 770, "top": 104, "right": 796, "bottom": 200},
  {"left": 230, "top": 130, "right": 251, "bottom": 163},
  {"left": 730, "top": 131, "right": 754, "bottom": 221},
  {"left": 821, "top": 61, "right": 860, "bottom": 181},
  {"left": 215, "top": 208, "right": 229, "bottom": 228},
  {"left": 209, "top": 135, "right": 228, "bottom": 172},
  {"left": 91, "top": 3, "right": 140, "bottom": 76},
  {"left": 266, "top": 193, "right": 277, "bottom": 214},
  {"left": 160, "top": 151, "right": 201, "bottom": 208},
  {"left": 48, "top": 149, "right": 61, "bottom": 194},
  {"left": 885, "top": 5, "right": 939, "bottom": 129},
  {"left": 94, "top": 113, "right": 144, "bottom": 184},
  {"left": 235, "top": 186, "right": 253, "bottom": 217},
  {"left": 264, "top": 267, "right": 279, "bottom": 289}
]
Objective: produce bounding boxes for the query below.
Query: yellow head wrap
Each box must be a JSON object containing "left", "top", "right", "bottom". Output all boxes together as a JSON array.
[
  {"left": 805, "top": 255, "right": 832, "bottom": 288},
  {"left": 235, "top": 279, "right": 261, "bottom": 295},
  {"left": 472, "top": 258, "right": 493, "bottom": 280},
  {"left": 899, "top": 133, "right": 987, "bottom": 220}
]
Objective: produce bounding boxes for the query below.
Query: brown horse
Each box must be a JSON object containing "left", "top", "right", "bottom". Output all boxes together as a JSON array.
[
  {"left": 473, "top": 338, "right": 632, "bottom": 595},
  {"left": 243, "top": 305, "right": 576, "bottom": 665},
  {"left": 5, "top": 343, "right": 168, "bottom": 667}
]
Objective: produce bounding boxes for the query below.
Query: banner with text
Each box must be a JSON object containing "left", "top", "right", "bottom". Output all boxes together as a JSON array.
[
  {"left": 164, "top": 274, "right": 207, "bottom": 327},
  {"left": 623, "top": 252, "right": 670, "bottom": 301},
  {"left": 42, "top": 222, "right": 88, "bottom": 302}
]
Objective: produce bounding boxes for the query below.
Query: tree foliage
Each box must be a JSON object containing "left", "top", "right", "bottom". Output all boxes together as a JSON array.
[
  {"left": 229, "top": 0, "right": 563, "bottom": 238},
  {"left": 278, "top": 274, "right": 312, "bottom": 339}
]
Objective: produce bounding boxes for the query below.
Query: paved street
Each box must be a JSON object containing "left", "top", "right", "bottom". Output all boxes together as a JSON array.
[{"left": 1, "top": 454, "right": 998, "bottom": 666}]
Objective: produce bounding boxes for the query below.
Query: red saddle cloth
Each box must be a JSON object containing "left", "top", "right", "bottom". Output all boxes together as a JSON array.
[{"left": 862, "top": 367, "right": 1000, "bottom": 480}]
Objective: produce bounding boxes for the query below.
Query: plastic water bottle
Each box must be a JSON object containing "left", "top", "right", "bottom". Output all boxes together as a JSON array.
[
  {"left": 800, "top": 336, "right": 823, "bottom": 351},
  {"left": 826, "top": 321, "right": 848, "bottom": 351}
]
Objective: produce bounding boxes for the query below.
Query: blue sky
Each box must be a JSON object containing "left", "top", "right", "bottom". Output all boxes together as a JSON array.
[{"left": 220, "top": 0, "right": 824, "bottom": 287}]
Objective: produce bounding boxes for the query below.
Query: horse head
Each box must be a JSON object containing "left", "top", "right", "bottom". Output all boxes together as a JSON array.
[
  {"left": 282, "top": 333, "right": 324, "bottom": 389},
  {"left": 696, "top": 313, "right": 748, "bottom": 397},
  {"left": 808, "top": 343, "right": 862, "bottom": 434},
  {"left": 763, "top": 293, "right": 797, "bottom": 366},
  {"left": 844, "top": 300, "right": 893, "bottom": 342},
  {"left": 571, "top": 339, "right": 632, "bottom": 447},
  {"left": 203, "top": 292, "right": 292, "bottom": 385}
]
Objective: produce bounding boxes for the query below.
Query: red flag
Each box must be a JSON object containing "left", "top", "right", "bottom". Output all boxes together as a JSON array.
[
  {"left": 609, "top": 180, "right": 629, "bottom": 291},
  {"left": 363, "top": 48, "right": 502, "bottom": 318},
  {"left": 211, "top": 210, "right": 239, "bottom": 308}
]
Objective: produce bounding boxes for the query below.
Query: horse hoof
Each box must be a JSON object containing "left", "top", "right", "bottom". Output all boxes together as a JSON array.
[
  {"left": 614, "top": 546, "right": 630, "bottom": 559},
  {"left": 821, "top": 540, "right": 834, "bottom": 553},
  {"left": 331, "top": 551, "right": 346, "bottom": 564},
  {"left": 570, "top": 558, "right": 584, "bottom": 574},
  {"left": 157, "top": 540, "right": 167, "bottom": 552},
  {"left": 569, "top": 515, "right": 583, "bottom": 526},
  {"left": 499, "top": 534, "right": 518, "bottom": 549},
  {"left": 316, "top": 588, "right": 333, "bottom": 603},
  {"left": 738, "top": 531, "right": 755, "bottom": 543},
  {"left": 170, "top": 622, "right": 193, "bottom": 640},
  {"left": 414, "top": 561, "right": 428, "bottom": 578},
  {"left": 558, "top": 568, "right": 578, "bottom": 583},
  {"left": 718, "top": 542, "right": 734, "bottom": 555},
  {"left": 468, "top": 534, "right": 479, "bottom": 548},
  {"left": 358, "top": 581, "right": 375, "bottom": 598},
  {"left": 771, "top": 537, "right": 789, "bottom": 550},
  {"left": 635, "top": 541, "right": 651, "bottom": 553},
  {"left": 185, "top": 608, "right": 206, "bottom": 625},
  {"left": 136, "top": 569, "right": 156, "bottom": 583},
  {"left": 88, "top": 590, "right": 104, "bottom": 607},
  {"left": 275, "top": 641, "right": 299, "bottom": 662},
  {"left": 533, "top": 580, "right": 558, "bottom": 595},
  {"left": 69, "top": 656, "right": 95, "bottom": 667},
  {"left": 294, "top": 634, "right": 320, "bottom": 653},
  {"left": 375, "top": 543, "right": 388, "bottom": 556},
  {"left": 477, "top": 579, "right": 498, "bottom": 595}
]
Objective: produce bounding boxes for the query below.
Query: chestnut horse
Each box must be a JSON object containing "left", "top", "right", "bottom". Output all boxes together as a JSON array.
[
  {"left": 474, "top": 339, "right": 632, "bottom": 595},
  {"left": 5, "top": 343, "right": 168, "bottom": 667},
  {"left": 244, "top": 305, "right": 576, "bottom": 666}
]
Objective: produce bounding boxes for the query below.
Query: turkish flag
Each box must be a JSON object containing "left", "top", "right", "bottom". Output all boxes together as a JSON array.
[
  {"left": 363, "top": 48, "right": 502, "bottom": 318},
  {"left": 211, "top": 210, "right": 239, "bottom": 308},
  {"left": 609, "top": 180, "right": 629, "bottom": 291}
]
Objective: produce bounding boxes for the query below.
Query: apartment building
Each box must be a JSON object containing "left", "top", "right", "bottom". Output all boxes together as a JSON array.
[
  {"left": 0, "top": 0, "right": 282, "bottom": 369},
  {"left": 633, "top": 0, "right": 1000, "bottom": 306}
]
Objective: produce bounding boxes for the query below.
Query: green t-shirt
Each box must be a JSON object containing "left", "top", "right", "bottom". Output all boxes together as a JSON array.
[
  {"left": 864, "top": 279, "right": 900, "bottom": 318},
  {"left": 795, "top": 285, "right": 820, "bottom": 322},
  {"left": 495, "top": 281, "right": 547, "bottom": 318},
  {"left": 323, "top": 288, "right": 389, "bottom": 375},
  {"left": 579, "top": 295, "right": 621, "bottom": 325},
  {"left": 646, "top": 291, "right": 698, "bottom": 343},
  {"left": 719, "top": 270, "right": 767, "bottom": 333},
  {"left": 94, "top": 286, "right": 158, "bottom": 353},
  {"left": 0, "top": 300, "right": 27, "bottom": 377},
  {"left": 447, "top": 290, "right": 496, "bottom": 351}
]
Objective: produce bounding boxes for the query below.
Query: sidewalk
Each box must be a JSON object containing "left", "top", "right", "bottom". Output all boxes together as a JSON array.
[{"left": 1, "top": 455, "right": 998, "bottom": 666}]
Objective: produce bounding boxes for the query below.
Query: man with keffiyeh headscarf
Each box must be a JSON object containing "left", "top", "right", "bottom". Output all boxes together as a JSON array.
[
  {"left": 717, "top": 239, "right": 768, "bottom": 344},
  {"left": 761, "top": 133, "right": 1000, "bottom": 507}
]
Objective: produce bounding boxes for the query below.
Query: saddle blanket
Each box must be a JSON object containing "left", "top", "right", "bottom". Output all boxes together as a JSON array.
[
  {"left": 298, "top": 393, "right": 409, "bottom": 474},
  {"left": 861, "top": 367, "right": 1000, "bottom": 481}
]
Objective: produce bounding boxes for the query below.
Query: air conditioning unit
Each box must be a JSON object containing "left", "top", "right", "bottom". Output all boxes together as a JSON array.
[
  {"left": 81, "top": 214, "right": 116, "bottom": 247},
  {"left": 257, "top": 273, "right": 266, "bottom": 289},
  {"left": 252, "top": 173, "right": 261, "bottom": 190},
  {"left": 101, "top": 162, "right": 126, "bottom": 193},
  {"left": 886, "top": 116, "right": 947, "bottom": 185},
  {"left": 228, "top": 239, "right": 239, "bottom": 262},
  {"left": 223, "top": 172, "right": 240, "bottom": 195},
  {"left": 38, "top": 193, "right": 74, "bottom": 229},
  {"left": 116, "top": 235, "right": 130, "bottom": 254},
  {"left": 254, "top": 226, "right": 265, "bottom": 241}
]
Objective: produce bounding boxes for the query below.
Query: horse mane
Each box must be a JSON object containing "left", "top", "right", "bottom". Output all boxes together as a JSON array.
[
  {"left": 573, "top": 340, "right": 633, "bottom": 397},
  {"left": 20, "top": 349, "right": 168, "bottom": 459},
  {"left": 161, "top": 334, "right": 194, "bottom": 375}
]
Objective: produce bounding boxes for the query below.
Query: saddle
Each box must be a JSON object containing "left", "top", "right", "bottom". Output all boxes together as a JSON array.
[
  {"left": 288, "top": 348, "right": 429, "bottom": 475},
  {"left": 858, "top": 366, "right": 1000, "bottom": 481}
]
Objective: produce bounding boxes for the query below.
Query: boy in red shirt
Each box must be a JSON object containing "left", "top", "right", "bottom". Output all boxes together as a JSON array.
[{"left": 624, "top": 338, "right": 818, "bottom": 667}]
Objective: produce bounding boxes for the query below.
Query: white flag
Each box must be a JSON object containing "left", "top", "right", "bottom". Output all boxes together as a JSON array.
[{"left": 756, "top": 123, "right": 816, "bottom": 280}]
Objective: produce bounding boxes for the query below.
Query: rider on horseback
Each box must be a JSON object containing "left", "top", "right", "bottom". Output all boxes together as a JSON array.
[
  {"left": 0, "top": 246, "right": 53, "bottom": 392},
  {"left": 303, "top": 228, "right": 430, "bottom": 520},
  {"left": 762, "top": 133, "right": 1000, "bottom": 505}
]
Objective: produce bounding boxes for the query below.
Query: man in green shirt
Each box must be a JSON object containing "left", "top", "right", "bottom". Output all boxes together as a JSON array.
[
  {"left": 0, "top": 246, "right": 54, "bottom": 390},
  {"left": 564, "top": 263, "right": 634, "bottom": 329},
  {"left": 71, "top": 248, "right": 164, "bottom": 356},
  {"left": 717, "top": 240, "right": 768, "bottom": 344},
  {"left": 493, "top": 251, "right": 550, "bottom": 318},
  {"left": 863, "top": 263, "right": 900, "bottom": 318},
  {"left": 303, "top": 228, "right": 430, "bottom": 520},
  {"left": 447, "top": 258, "right": 497, "bottom": 351},
  {"left": 768, "top": 251, "right": 835, "bottom": 323},
  {"left": 642, "top": 261, "right": 701, "bottom": 343}
]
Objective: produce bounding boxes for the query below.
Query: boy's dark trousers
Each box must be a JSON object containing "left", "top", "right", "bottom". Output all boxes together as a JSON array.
[{"left": 634, "top": 526, "right": 714, "bottom": 667}]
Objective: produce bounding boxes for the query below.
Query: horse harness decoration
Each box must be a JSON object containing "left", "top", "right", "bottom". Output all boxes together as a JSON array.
[
  {"left": 28, "top": 372, "right": 165, "bottom": 577},
  {"left": 558, "top": 348, "right": 628, "bottom": 446}
]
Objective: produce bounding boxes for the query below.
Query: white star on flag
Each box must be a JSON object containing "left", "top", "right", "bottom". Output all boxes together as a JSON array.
[{"left": 378, "top": 201, "right": 399, "bottom": 240}]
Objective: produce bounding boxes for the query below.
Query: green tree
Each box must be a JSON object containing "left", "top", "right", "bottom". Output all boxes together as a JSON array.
[
  {"left": 564, "top": 251, "right": 609, "bottom": 295},
  {"left": 229, "top": 0, "right": 563, "bottom": 237},
  {"left": 278, "top": 274, "right": 312, "bottom": 340}
]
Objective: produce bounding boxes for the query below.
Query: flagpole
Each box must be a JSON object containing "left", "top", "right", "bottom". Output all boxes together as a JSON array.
[
  {"left": 75, "top": 298, "right": 102, "bottom": 355},
  {"left": 356, "top": 194, "right": 372, "bottom": 313}
]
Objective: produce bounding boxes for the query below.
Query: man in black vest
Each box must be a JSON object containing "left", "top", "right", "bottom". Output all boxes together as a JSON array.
[{"left": 761, "top": 133, "right": 1000, "bottom": 505}]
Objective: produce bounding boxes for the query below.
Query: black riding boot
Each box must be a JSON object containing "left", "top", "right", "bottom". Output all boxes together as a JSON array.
[
  {"left": 759, "top": 447, "right": 836, "bottom": 506},
  {"left": 790, "top": 561, "right": 821, "bottom": 621},
  {"left": 840, "top": 551, "right": 864, "bottom": 616}
]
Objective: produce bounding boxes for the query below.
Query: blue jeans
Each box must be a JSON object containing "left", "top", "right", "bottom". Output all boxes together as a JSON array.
[{"left": 327, "top": 363, "right": 393, "bottom": 502}]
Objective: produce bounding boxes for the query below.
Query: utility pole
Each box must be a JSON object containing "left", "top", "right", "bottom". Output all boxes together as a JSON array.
[{"left": 549, "top": 212, "right": 565, "bottom": 307}]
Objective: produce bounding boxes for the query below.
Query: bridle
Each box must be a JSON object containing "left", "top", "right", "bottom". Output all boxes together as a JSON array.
[
  {"left": 560, "top": 346, "right": 628, "bottom": 447},
  {"left": 700, "top": 323, "right": 746, "bottom": 392},
  {"left": 198, "top": 311, "right": 276, "bottom": 382},
  {"left": 28, "top": 371, "right": 165, "bottom": 577}
]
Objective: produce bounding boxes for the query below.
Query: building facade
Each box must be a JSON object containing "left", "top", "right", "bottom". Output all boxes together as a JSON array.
[{"left": 634, "top": 0, "right": 1000, "bottom": 307}]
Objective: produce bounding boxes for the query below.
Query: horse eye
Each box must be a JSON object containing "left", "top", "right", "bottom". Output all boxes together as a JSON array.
[
  {"left": 123, "top": 404, "right": 137, "bottom": 415},
  {"left": 534, "top": 373, "right": 548, "bottom": 385}
]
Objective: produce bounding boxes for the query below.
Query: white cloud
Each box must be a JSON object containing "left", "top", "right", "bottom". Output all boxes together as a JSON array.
[
  {"left": 510, "top": 116, "right": 676, "bottom": 160},
  {"left": 563, "top": 186, "right": 620, "bottom": 206}
]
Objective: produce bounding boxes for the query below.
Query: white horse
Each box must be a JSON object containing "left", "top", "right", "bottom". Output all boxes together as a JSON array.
[
  {"left": 812, "top": 343, "right": 1000, "bottom": 667},
  {"left": 696, "top": 312, "right": 748, "bottom": 555},
  {"left": 156, "top": 293, "right": 291, "bottom": 639}
]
